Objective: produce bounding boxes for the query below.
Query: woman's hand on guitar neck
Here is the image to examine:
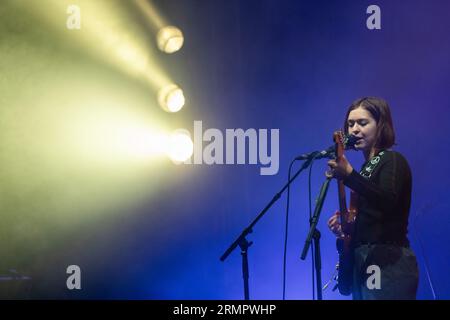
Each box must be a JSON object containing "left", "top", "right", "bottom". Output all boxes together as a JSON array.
[
  {"left": 326, "top": 155, "right": 353, "bottom": 180},
  {"left": 328, "top": 210, "right": 345, "bottom": 238}
]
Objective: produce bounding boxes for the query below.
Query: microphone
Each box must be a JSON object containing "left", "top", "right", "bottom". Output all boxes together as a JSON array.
[{"left": 295, "top": 134, "right": 360, "bottom": 160}]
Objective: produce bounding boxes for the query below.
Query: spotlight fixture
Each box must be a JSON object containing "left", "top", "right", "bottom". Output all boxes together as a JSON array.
[
  {"left": 156, "top": 26, "right": 184, "bottom": 54},
  {"left": 157, "top": 84, "right": 185, "bottom": 113}
]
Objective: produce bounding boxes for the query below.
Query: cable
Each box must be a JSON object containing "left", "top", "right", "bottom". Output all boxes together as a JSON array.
[
  {"left": 412, "top": 205, "right": 438, "bottom": 299},
  {"left": 282, "top": 156, "right": 316, "bottom": 300},
  {"left": 282, "top": 158, "right": 296, "bottom": 300},
  {"left": 308, "top": 158, "right": 315, "bottom": 299}
]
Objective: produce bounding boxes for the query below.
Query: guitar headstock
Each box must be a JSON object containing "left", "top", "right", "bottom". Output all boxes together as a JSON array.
[{"left": 333, "top": 130, "right": 346, "bottom": 159}]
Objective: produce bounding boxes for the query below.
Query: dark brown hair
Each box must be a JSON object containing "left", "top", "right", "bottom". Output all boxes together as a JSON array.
[{"left": 343, "top": 97, "right": 396, "bottom": 149}]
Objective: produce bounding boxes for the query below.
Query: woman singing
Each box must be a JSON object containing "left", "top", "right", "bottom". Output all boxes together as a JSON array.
[{"left": 326, "top": 97, "right": 419, "bottom": 300}]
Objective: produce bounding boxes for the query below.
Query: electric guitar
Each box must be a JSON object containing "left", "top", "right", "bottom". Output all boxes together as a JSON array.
[{"left": 333, "top": 130, "right": 358, "bottom": 296}]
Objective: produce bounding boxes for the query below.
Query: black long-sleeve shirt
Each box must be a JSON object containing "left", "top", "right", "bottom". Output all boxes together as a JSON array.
[{"left": 343, "top": 150, "right": 412, "bottom": 247}]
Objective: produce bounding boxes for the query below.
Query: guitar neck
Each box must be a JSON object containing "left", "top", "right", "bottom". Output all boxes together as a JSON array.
[
  {"left": 333, "top": 131, "right": 350, "bottom": 228},
  {"left": 338, "top": 179, "right": 349, "bottom": 227},
  {"left": 338, "top": 180, "right": 348, "bottom": 214}
]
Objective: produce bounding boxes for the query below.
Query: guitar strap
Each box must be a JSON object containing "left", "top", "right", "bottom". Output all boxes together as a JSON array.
[{"left": 359, "top": 150, "right": 386, "bottom": 179}]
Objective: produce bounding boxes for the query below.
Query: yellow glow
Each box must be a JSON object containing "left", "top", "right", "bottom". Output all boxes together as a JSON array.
[
  {"left": 167, "top": 130, "right": 194, "bottom": 163},
  {"left": 18, "top": 0, "right": 173, "bottom": 91},
  {"left": 135, "top": 0, "right": 167, "bottom": 30},
  {"left": 116, "top": 44, "right": 149, "bottom": 72},
  {"left": 0, "top": 2, "right": 198, "bottom": 269},
  {"left": 158, "top": 84, "right": 185, "bottom": 112},
  {"left": 109, "top": 126, "right": 167, "bottom": 159},
  {"left": 156, "top": 26, "right": 184, "bottom": 54},
  {"left": 64, "top": 97, "right": 170, "bottom": 165}
]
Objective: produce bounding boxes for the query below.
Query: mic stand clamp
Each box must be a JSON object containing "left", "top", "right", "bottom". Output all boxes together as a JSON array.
[{"left": 238, "top": 236, "right": 253, "bottom": 300}]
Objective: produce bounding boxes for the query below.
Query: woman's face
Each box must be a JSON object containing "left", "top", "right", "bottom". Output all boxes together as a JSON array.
[{"left": 347, "top": 107, "right": 378, "bottom": 153}]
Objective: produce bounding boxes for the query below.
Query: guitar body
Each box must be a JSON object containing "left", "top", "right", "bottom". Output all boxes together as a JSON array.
[
  {"left": 336, "top": 235, "right": 353, "bottom": 295},
  {"left": 335, "top": 191, "right": 358, "bottom": 295},
  {"left": 333, "top": 131, "right": 358, "bottom": 296}
]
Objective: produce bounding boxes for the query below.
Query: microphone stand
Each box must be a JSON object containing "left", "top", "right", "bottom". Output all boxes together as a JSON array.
[
  {"left": 300, "top": 176, "right": 332, "bottom": 300},
  {"left": 220, "top": 154, "right": 318, "bottom": 300}
]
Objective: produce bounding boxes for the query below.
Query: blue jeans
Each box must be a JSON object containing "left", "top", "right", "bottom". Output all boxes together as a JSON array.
[{"left": 352, "top": 244, "right": 419, "bottom": 300}]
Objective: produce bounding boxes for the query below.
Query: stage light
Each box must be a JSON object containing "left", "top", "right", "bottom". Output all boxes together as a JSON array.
[
  {"left": 156, "top": 26, "right": 184, "bottom": 54},
  {"left": 167, "top": 129, "right": 193, "bottom": 163},
  {"left": 157, "top": 84, "right": 185, "bottom": 113}
]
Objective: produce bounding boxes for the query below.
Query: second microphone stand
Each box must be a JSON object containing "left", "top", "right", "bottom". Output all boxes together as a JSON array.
[{"left": 300, "top": 176, "right": 332, "bottom": 300}]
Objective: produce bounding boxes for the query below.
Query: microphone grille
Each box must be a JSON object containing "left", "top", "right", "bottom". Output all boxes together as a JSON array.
[{"left": 344, "top": 134, "right": 360, "bottom": 150}]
